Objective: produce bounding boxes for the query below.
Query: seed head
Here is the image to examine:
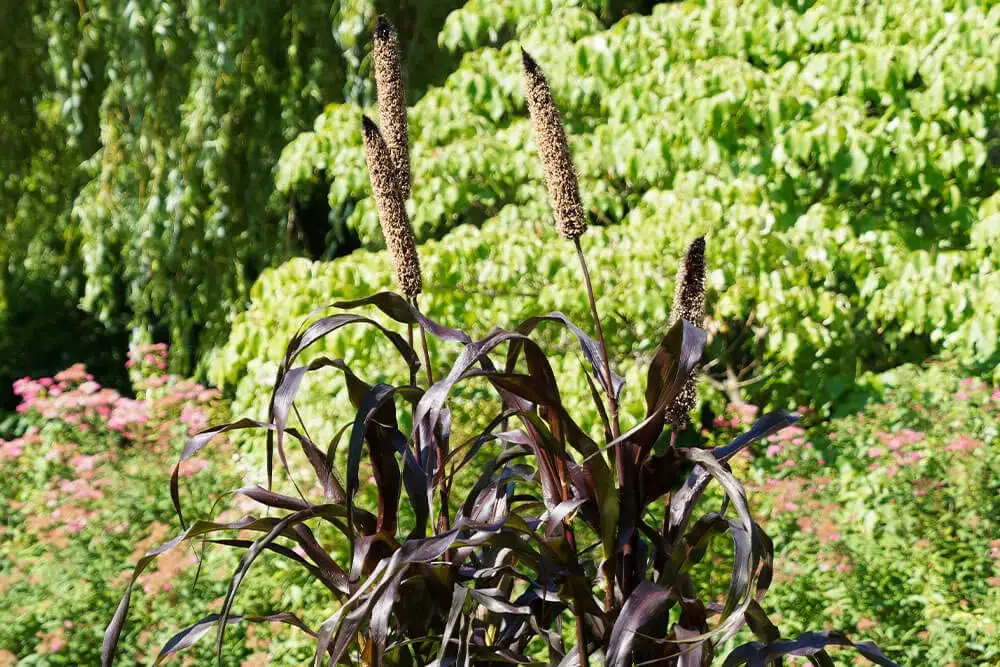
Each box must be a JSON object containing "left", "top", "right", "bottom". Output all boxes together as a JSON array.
[
  {"left": 361, "top": 115, "right": 422, "bottom": 297},
  {"left": 666, "top": 237, "right": 707, "bottom": 429},
  {"left": 521, "top": 49, "right": 587, "bottom": 240},
  {"left": 373, "top": 16, "right": 410, "bottom": 199},
  {"left": 669, "top": 237, "right": 706, "bottom": 328}
]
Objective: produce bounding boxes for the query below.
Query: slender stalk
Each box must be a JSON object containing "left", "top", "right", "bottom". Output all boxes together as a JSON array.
[
  {"left": 411, "top": 297, "right": 435, "bottom": 387},
  {"left": 573, "top": 238, "right": 620, "bottom": 438},
  {"left": 620, "top": 498, "right": 637, "bottom": 603},
  {"left": 556, "top": 456, "right": 590, "bottom": 665},
  {"left": 573, "top": 598, "right": 590, "bottom": 664},
  {"left": 411, "top": 296, "right": 447, "bottom": 538},
  {"left": 661, "top": 432, "right": 679, "bottom": 537},
  {"left": 573, "top": 237, "right": 629, "bottom": 609},
  {"left": 603, "top": 563, "right": 615, "bottom": 615},
  {"left": 407, "top": 321, "right": 417, "bottom": 386},
  {"left": 420, "top": 329, "right": 435, "bottom": 387}
]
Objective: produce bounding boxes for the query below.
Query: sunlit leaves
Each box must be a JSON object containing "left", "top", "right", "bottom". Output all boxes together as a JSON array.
[{"left": 267, "top": 0, "right": 1000, "bottom": 423}]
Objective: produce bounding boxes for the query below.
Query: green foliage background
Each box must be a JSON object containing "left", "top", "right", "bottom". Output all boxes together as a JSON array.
[
  {"left": 3, "top": 1, "right": 999, "bottom": 664},
  {"left": 215, "top": 0, "right": 999, "bottom": 440},
  {"left": 4, "top": 0, "right": 997, "bottom": 415},
  {"left": 0, "top": 0, "right": 661, "bottom": 403},
  {"left": 0, "top": 0, "right": 465, "bottom": 401}
]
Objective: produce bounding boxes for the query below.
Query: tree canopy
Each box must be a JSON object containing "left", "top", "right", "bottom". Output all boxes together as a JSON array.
[
  {"left": 219, "top": 0, "right": 999, "bottom": 437},
  {"left": 0, "top": 0, "right": 464, "bottom": 398},
  {"left": 3, "top": 0, "right": 998, "bottom": 418}
]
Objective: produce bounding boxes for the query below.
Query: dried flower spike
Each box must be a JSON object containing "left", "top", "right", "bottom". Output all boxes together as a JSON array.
[
  {"left": 361, "top": 115, "right": 422, "bottom": 297},
  {"left": 666, "top": 237, "right": 706, "bottom": 428},
  {"left": 373, "top": 16, "right": 410, "bottom": 199},
  {"left": 669, "top": 236, "right": 706, "bottom": 328},
  {"left": 521, "top": 49, "right": 587, "bottom": 240}
]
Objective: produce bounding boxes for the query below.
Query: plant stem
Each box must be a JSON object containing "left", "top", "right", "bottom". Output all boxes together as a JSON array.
[
  {"left": 556, "top": 456, "right": 590, "bottom": 666},
  {"left": 411, "top": 296, "right": 448, "bottom": 536},
  {"left": 406, "top": 321, "right": 417, "bottom": 386},
  {"left": 661, "top": 432, "right": 679, "bottom": 537},
  {"left": 410, "top": 297, "right": 435, "bottom": 387},
  {"left": 573, "top": 237, "right": 629, "bottom": 610},
  {"left": 573, "top": 239, "right": 620, "bottom": 439},
  {"left": 573, "top": 603, "right": 590, "bottom": 665}
]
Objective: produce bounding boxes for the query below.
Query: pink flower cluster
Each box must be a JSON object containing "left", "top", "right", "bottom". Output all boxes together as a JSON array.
[
  {"left": 177, "top": 457, "right": 210, "bottom": 478},
  {"left": 55, "top": 363, "right": 90, "bottom": 384},
  {"left": 6, "top": 346, "right": 223, "bottom": 461},
  {"left": 944, "top": 435, "right": 983, "bottom": 453},
  {"left": 863, "top": 428, "right": 937, "bottom": 479},
  {"left": 764, "top": 425, "right": 813, "bottom": 459},
  {"left": 125, "top": 343, "right": 168, "bottom": 372},
  {"left": 713, "top": 402, "right": 760, "bottom": 429},
  {"left": 180, "top": 404, "right": 210, "bottom": 433},
  {"left": 0, "top": 427, "right": 40, "bottom": 461},
  {"left": 107, "top": 398, "right": 149, "bottom": 431},
  {"left": 876, "top": 428, "right": 925, "bottom": 451},
  {"left": 955, "top": 377, "right": 1000, "bottom": 403},
  {"left": 14, "top": 372, "right": 150, "bottom": 440}
]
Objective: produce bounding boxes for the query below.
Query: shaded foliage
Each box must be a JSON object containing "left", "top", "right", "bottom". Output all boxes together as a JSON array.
[{"left": 0, "top": 0, "right": 465, "bottom": 379}]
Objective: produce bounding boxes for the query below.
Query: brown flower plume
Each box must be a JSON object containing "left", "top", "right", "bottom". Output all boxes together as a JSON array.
[
  {"left": 373, "top": 16, "right": 411, "bottom": 199},
  {"left": 361, "top": 115, "right": 422, "bottom": 297},
  {"left": 521, "top": 49, "right": 587, "bottom": 240},
  {"left": 666, "top": 237, "right": 706, "bottom": 429}
]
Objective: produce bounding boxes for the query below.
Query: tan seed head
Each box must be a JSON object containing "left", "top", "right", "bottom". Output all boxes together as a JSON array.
[
  {"left": 373, "top": 16, "right": 410, "bottom": 199},
  {"left": 669, "top": 236, "right": 706, "bottom": 328},
  {"left": 361, "top": 115, "right": 422, "bottom": 297},
  {"left": 521, "top": 49, "right": 587, "bottom": 240},
  {"left": 667, "top": 237, "right": 707, "bottom": 429}
]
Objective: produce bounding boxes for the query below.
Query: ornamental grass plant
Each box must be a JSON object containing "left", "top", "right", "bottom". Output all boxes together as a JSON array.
[{"left": 104, "top": 20, "right": 896, "bottom": 667}]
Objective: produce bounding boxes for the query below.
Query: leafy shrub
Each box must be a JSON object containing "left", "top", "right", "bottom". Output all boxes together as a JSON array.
[
  {"left": 8, "top": 0, "right": 998, "bottom": 394},
  {"left": 1, "top": 0, "right": 467, "bottom": 376},
  {"left": 263, "top": 0, "right": 1000, "bottom": 418},
  {"left": 726, "top": 363, "right": 1000, "bottom": 665},
  {"left": 106, "top": 32, "right": 895, "bottom": 666},
  {"left": 0, "top": 348, "right": 328, "bottom": 665}
]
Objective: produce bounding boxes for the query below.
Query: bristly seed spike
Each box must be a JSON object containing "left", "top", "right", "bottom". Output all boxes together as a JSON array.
[
  {"left": 666, "top": 236, "right": 707, "bottom": 429},
  {"left": 521, "top": 47, "right": 538, "bottom": 73},
  {"left": 671, "top": 236, "right": 706, "bottom": 328},
  {"left": 521, "top": 48, "right": 587, "bottom": 240},
  {"left": 374, "top": 15, "right": 392, "bottom": 40},
  {"left": 361, "top": 115, "right": 422, "bottom": 298},
  {"left": 372, "top": 15, "right": 411, "bottom": 200}
]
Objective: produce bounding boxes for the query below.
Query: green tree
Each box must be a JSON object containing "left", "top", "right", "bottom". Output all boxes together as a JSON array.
[
  {"left": 0, "top": 0, "right": 467, "bottom": 395},
  {"left": 235, "top": 0, "right": 999, "bottom": 431}
]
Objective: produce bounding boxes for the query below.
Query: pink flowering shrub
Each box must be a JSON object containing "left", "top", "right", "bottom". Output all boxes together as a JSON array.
[
  {"left": 712, "top": 361, "right": 999, "bottom": 665},
  {"left": 8, "top": 345, "right": 221, "bottom": 455},
  {"left": 0, "top": 349, "right": 297, "bottom": 664},
  {"left": 2, "top": 348, "right": 225, "bottom": 559}
]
